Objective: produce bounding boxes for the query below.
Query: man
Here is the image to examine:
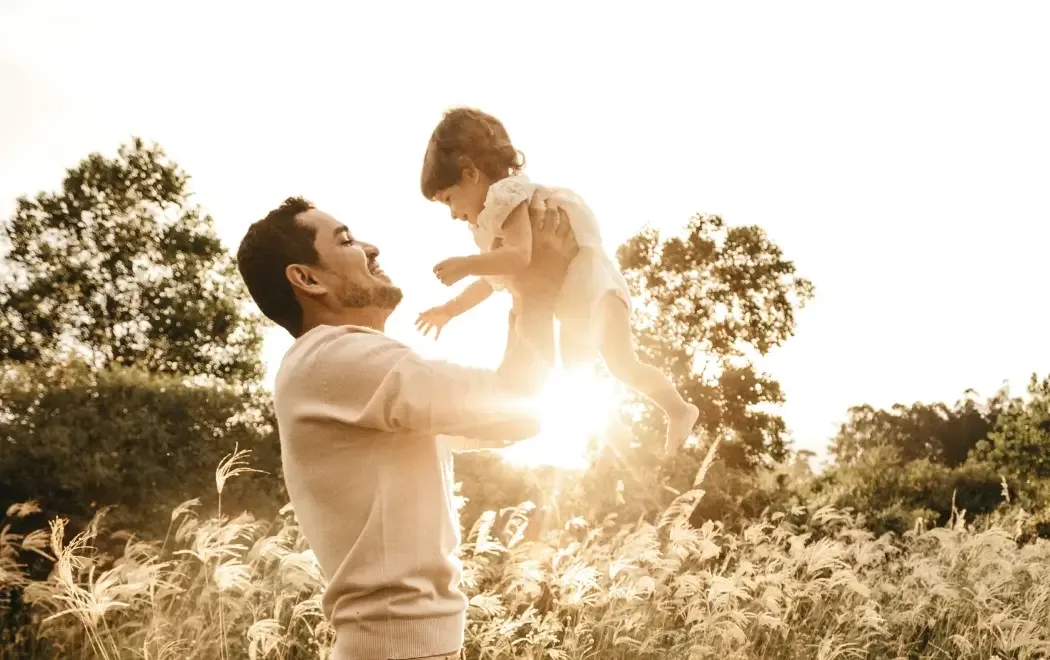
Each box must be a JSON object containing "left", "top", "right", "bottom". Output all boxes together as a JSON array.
[{"left": 236, "top": 192, "right": 576, "bottom": 660}]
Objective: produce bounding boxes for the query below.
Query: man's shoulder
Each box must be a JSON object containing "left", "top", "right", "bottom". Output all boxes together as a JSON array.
[
  {"left": 275, "top": 325, "right": 414, "bottom": 390},
  {"left": 302, "top": 323, "right": 403, "bottom": 346}
]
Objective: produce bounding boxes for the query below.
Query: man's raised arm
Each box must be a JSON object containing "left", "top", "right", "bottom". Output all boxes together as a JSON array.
[{"left": 319, "top": 328, "right": 540, "bottom": 444}]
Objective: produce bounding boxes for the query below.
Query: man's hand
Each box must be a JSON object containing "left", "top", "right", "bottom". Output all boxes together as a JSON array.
[
  {"left": 528, "top": 187, "right": 579, "bottom": 261},
  {"left": 511, "top": 188, "right": 579, "bottom": 298},
  {"left": 415, "top": 304, "right": 454, "bottom": 339},
  {"left": 433, "top": 257, "right": 470, "bottom": 286}
]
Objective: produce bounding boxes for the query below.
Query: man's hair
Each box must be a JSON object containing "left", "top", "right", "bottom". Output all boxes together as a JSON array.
[
  {"left": 420, "top": 107, "right": 525, "bottom": 200},
  {"left": 236, "top": 196, "right": 318, "bottom": 337}
]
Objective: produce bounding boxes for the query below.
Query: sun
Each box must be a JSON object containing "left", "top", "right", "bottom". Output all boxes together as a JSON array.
[{"left": 499, "top": 370, "right": 623, "bottom": 470}]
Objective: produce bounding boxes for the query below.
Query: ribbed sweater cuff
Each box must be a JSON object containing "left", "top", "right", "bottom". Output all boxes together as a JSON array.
[{"left": 331, "top": 611, "right": 466, "bottom": 660}]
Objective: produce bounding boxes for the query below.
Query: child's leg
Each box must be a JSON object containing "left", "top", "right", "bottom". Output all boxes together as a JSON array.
[
  {"left": 499, "top": 308, "right": 519, "bottom": 365},
  {"left": 597, "top": 294, "right": 699, "bottom": 455},
  {"left": 496, "top": 295, "right": 555, "bottom": 396}
]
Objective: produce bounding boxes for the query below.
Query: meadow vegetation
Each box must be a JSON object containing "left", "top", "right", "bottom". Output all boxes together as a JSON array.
[{"left": 4, "top": 441, "right": 1050, "bottom": 659}]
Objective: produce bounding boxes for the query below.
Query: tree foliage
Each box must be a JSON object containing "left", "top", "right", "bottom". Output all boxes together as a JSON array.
[
  {"left": 0, "top": 138, "right": 263, "bottom": 383},
  {"left": 830, "top": 390, "right": 1008, "bottom": 468},
  {"left": 617, "top": 213, "right": 814, "bottom": 468},
  {"left": 972, "top": 374, "right": 1050, "bottom": 482}
]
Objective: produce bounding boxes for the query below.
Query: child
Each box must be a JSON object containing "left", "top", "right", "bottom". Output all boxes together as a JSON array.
[{"left": 416, "top": 107, "right": 699, "bottom": 454}]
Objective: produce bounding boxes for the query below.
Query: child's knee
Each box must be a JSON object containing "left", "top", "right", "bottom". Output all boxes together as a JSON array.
[{"left": 603, "top": 350, "right": 642, "bottom": 382}]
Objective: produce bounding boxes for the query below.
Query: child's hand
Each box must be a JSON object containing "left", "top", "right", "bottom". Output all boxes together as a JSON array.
[
  {"left": 416, "top": 305, "right": 454, "bottom": 339},
  {"left": 433, "top": 257, "right": 470, "bottom": 286}
]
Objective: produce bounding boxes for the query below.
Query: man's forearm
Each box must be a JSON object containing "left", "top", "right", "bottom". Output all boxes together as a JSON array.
[
  {"left": 446, "top": 415, "right": 540, "bottom": 448},
  {"left": 384, "top": 354, "right": 543, "bottom": 441},
  {"left": 312, "top": 328, "right": 542, "bottom": 442}
]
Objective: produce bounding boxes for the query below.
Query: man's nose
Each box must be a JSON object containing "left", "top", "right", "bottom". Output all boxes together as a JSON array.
[{"left": 362, "top": 242, "right": 379, "bottom": 258}]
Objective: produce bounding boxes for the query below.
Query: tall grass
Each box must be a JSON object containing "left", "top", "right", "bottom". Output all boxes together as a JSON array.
[{"left": 3, "top": 440, "right": 1050, "bottom": 659}]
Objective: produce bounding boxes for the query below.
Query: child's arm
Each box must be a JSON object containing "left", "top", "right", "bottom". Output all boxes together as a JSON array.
[
  {"left": 434, "top": 203, "right": 533, "bottom": 285},
  {"left": 416, "top": 279, "right": 494, "bottom": 339},
  {"left": 446, "top": 278, "right": 496, "bottom": 315},
  {"left": 477, "top": 202, "right": 533, "bottom": 275}
]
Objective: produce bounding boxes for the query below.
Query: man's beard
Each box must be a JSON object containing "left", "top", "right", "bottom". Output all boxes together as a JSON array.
[{"left": 338, "top": 279, "right": 403, "bottom": 310}]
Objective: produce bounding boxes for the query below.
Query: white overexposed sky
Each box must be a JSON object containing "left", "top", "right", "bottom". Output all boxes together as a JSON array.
[{"left": 2, "top": 1, "right": 1048, "bottom": 462}]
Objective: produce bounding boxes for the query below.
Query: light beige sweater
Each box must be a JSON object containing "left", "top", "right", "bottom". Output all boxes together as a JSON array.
[{"left": 273, "top": 324, "right": 532, "bottom": 660}]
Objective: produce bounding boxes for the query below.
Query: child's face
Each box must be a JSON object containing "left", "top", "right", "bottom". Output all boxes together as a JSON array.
[{"left": 433, "top": 168, "right": 489, "bottom": 226}]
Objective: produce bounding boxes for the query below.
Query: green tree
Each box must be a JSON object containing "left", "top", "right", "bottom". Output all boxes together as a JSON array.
[
  {"left": 617, "top": 213, "right": 814, "bottom": 468},
  {"left": 0, "top": 138, "right": 262, "bottom": 383},
  {"left": 971, "top": 373, "right": 1050, "bottom": 482},
  {"left": 830, "top": 390, "right": 1008, "bottom": 468}
]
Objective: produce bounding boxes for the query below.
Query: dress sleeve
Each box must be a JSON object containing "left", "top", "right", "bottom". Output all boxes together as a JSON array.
[{"left": 477, "top": 176, "right": 534, "bottom": 239}]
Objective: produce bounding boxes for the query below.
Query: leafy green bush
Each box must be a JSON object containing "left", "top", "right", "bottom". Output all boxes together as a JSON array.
[
  {"left": 0, "top": 362, "right": 283, "bottom": 541},
  {"left": 806, "top": 446, "right": 1036, "bottom": 536}
]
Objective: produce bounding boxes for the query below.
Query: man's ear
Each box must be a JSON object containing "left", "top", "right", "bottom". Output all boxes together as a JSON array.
[{"left": 286, "top": 264, "right": 327, "bottom": 296}]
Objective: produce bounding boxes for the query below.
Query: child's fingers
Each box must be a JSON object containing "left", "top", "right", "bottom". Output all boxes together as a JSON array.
[{"left": 419, "top": 320, "right": 443, "bottom": 340}]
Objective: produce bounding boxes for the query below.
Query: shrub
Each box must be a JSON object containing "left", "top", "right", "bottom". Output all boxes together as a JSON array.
[
  {"left": 0, "top": 362, "right": 284, "bottom": 543},
  {"left": 807, "top": 446, "right": 1040, "bottom": 536}
]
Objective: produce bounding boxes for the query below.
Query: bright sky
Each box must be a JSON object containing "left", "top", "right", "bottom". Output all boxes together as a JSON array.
[{"left": 2, "top": 2, "right": 1048, "bottom": 463}]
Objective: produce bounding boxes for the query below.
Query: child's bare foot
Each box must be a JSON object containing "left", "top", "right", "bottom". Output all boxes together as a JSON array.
[{"left": 665, "top": 403, "right": 700, "bottom": 456}]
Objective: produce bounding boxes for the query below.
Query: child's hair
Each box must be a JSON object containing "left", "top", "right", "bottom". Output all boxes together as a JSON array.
[{"left": 421, "top": 107, "right": 525, "bottom": 200}]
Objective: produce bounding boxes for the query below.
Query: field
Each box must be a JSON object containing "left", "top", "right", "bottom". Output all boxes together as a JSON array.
[{"left": 3, "top": 446, "right": 1050, "bottom": 660}]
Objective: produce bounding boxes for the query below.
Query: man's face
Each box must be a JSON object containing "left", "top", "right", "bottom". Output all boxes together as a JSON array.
[{"left": 297, "top": 209, "right": 402, "bottom": 309}]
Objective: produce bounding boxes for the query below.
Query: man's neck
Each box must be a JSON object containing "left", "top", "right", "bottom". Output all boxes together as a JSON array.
[{"left": 302, "top": 307, "right": 391, "bottom": 334}]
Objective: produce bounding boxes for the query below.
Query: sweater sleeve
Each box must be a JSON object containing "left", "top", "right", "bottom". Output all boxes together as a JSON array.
[{"left": 317, "top": 328, "right": 539, "bottom": 440}]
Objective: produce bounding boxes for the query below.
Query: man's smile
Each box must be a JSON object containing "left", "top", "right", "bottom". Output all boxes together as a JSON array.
[{"left": 368, "top": 258, "right": 388, "bottom": 280}]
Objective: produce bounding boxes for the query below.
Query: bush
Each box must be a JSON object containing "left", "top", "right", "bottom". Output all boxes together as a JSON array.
[
  {"left": 454, "top": 439, "right": 809, "bottom": 539},
  {"left": 0, "top": 362, "right": 283, "bottom": 542},
  {"left": 807, "top": 446, "right": 1039, "bottom": 536}
]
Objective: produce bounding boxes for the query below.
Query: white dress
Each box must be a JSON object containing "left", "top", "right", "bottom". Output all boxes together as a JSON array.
[{"left": 470, "top": 174, "right": 632, "bottom": 366}]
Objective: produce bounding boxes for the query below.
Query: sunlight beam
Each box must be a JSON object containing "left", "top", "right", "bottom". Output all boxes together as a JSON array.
[{"left": 500, "top": 370, "right": 621, "bottom": 470}]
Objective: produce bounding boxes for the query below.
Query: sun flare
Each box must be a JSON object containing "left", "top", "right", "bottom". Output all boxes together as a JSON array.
[{"left": 499, "top": 370, "right": 623, "bottom": 470}]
